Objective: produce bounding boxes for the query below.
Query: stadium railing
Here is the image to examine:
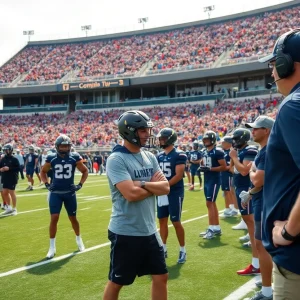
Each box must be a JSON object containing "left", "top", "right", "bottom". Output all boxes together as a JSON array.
[
  {"left": 0, "top": 105, "right": 68, "bottom": 114},
  {"left": 236, "top": 88, "right": 277, "bottom": 98},
  {"left": 220, "top": 54, "right": 270, "bottom": 66},
  {"left": 75, "top": 94, "right": 225, "bottom": 110}
]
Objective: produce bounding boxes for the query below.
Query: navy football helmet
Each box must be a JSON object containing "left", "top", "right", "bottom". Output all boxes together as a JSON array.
[
  {"left": 157, "top": 128, "right": 177, "bottom": 149},
  {"left": 55, "top": 135, "right": 72, "bottom": 155},
  {"left": 118, "top": 110, "right": 154, "bottom": 147},
  {"left": 202, "top": 131, "right": 217, "bottom": 147},
  {"left": 232, "top": 128, "right": 251, "bottom": 149}
]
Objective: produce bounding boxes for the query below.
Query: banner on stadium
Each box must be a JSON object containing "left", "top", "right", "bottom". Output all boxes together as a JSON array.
[{"left": 57, "top": 79, "right": 130, "bottom": 92}]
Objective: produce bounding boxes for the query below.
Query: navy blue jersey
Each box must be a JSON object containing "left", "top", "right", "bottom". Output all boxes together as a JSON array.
[
  {"left": 222, "top": 149, "right": 232, "bottom": 176},
  {"left": 233, "top": 145, "right": 257, "bottom": 187},
  {"left": 157, "top": 148, "right": 187, "bottom": 191},
  {"left": 46, "top": 152, "right": 82, "bottom": 192},
  {"left": 251, "top": 146, "right": 266, "bottom": 202},
  {"left": 263, "top": 83, "right": 300, "bottom": 274},
  {"left": 25, "top": 153, "right": 38, "bottom": 167},
  {"left": 202, "top": 147, "right": 224, "bottom": 182},
  {"left": 189, "top": 150, "right": 202, "bottom": 169}
]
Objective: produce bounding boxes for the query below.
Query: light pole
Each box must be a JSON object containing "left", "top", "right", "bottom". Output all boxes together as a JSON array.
[
  {"left": 203, "top": 5, "right": 215, "bottom": 19},
  {"left": 23, "top": 30, "right": 34, "bottom": 42},
  {"left": 138, "top": 18, "right": 148, "bottom": 30},
  {"left": 81, "top": 25, "right": 92, "bottom": 37}
]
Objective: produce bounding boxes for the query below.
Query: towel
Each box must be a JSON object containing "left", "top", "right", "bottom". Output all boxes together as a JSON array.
[{"left": 157, "top": 195, "right": 169, "bottom": 207}]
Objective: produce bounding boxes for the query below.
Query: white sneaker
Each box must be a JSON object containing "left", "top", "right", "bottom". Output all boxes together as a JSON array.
[
  {"left": 76, "top": 236, "right": 85, "bottom": 252},
  {"left": 11, "top": 209, "right": 17, "bottom": 216},
  {"left": 2, "top": 208, "right": 13, "bottom": 215},
  {"left": 232, "top": 220, "right": 248, "bottom": 230},
  {"left": 239, "top": 233, "right": 250, "bottom": 242},
  {"left": 46, "top": 247, "right": 56, "bottom": 259}
]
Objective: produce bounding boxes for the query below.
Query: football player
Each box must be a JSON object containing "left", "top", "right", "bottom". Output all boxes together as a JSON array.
[
  {"left": 199, "top": 131, "right": 227, "bottom": 239},
  {"left": 229, "top": 128, "right": 260, "bottom": 276},
  {"left": 41, "top": 135, "right": 88, "bottom": 259},
  {"left": 34, "top": 148, "right": 42, "bottom": 186},
  {"left": 219, "top": 136, "right": 238, "bottom": 218},
  {"left": 181, "top": 145, "right": 191, "bottom": 186},
  {"left": 188, "top": 141, "right": 203, "bottom": 191},
  {"left": 24, "top": 145, "right": 38, "bottom": 190},
  {"left": 0, "top": 144, "right": 20, "bottom": 216},
  {"left": 157, "top": 128, "right": 187, "bottom": 264}
]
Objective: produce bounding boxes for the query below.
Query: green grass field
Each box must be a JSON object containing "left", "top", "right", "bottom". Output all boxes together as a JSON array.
[{"left": 0, "top": 175, "right": 256, "bottom": 300}]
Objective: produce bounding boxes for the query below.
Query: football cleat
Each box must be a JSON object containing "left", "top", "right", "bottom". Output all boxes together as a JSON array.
[
  {"left": 237, "top": 264, "right": 260, "bottom": 276},
  {"left": 239, "top": 233, "right": 250, "bottom": 242},
  {"left": 2, "top": 208, "right": 13, "bottom": 215},
  {"left": 177, "top": 251, "right": 186, "bottom": 264},
  {"left": 203, "top": 229, "right": 215, "bottom": 239},
  {"left": 232, "top": 220, "right": 248, "bottom": 230},
  {"left": 242, "top": 241, "right": 252, "bottom": 248},
  {"left": 249, "top": 291, "right": 273, "bottom": 300},
  {"left": 76, "top": 236, "right": 85, "bottom": 252},
  {"left": 46, "top": 247, "right": 56, "bottom": 259},
  {"left": 11, "top": 209, "right": 17, "bottom": 216},
  {"left": 213, "top": 229, "right": 222, "bottom": 236},
  {"left": 199, "top": 229, "right": 209, "bottom": 237}
]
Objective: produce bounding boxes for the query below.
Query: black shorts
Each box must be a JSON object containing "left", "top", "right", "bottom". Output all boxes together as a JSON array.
[
  {"left": 108, "top": 230, "right": 168, "bottom": 285},
  {"left": 2, "top": 182, "right": 17, "bottom": 190}
]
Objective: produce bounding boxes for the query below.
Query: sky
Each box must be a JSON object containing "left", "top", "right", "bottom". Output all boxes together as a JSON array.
[{"left": 0, "top": 0, "right": 293, "bottom": 66}]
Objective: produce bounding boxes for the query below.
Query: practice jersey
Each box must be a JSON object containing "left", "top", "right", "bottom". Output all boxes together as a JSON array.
[
  {"left": 157, "top": 148, "right": 187, "bottom": 192},
  {"left": 189, "top": 150, "right": 202, "bottom": 169},
  {"left": 46, "top": 152, "right": 82, "bottom": 193},
  {"left": 25, "top": 153, "right": 38, "bottom": 168},
  {"left": 233, "top": 145, "right": 257, "bottom": 187},
  {"left": 202, "top": 146, "right": 225, "bottom": 182}
]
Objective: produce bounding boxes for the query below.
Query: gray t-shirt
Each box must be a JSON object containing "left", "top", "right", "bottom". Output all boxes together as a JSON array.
[{"left": 106, "top": 148, "right": 160, "bottom": 236}]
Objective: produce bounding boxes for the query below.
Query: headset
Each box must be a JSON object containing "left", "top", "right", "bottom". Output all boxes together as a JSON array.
[{"left": 275, "top": 28, "right": 300, "bottom": 79}]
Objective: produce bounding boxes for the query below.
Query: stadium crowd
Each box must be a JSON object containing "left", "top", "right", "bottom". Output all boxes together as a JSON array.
[
  {"left": 0, "top": 5, "right": 299, "bottom": 83},
  {"left": 0, "top": 96, "right": 281, "bottom": 150}
]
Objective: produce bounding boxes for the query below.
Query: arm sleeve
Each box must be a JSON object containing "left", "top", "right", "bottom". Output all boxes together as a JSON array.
[
  {"left": 176, "top": 153, "right": 187, "bottom": 165},
  {"left": 244, "top": 148, "right": 257, "bottom": 162},
  {"left": 106, "top": 155, "right": 132, "bottom": 186},
  {"left": 215, "top": 149, "right": 225, "bottom": 160}
]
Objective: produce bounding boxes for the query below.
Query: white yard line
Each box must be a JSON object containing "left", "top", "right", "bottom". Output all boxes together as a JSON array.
[{"left": 223, "top": 278, "right": 257, "bottom": 300}]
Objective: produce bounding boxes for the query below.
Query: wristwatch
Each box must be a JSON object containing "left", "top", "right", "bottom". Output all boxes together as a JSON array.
[
  {"left": 281, "top": 224, "right": 300, "bottom": 241},
  {"left": 140, "top": 181, "right": 146, "bottom": 189}
]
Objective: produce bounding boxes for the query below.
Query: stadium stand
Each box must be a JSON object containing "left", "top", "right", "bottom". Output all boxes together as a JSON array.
[
  {"left": 0, "top": 5, "right": 299, "bottom": 85},
  {"left": 0, "top": 96, "right": 281, "bottom": 150}
]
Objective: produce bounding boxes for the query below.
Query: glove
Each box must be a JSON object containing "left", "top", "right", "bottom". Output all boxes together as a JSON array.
[
  {"left": 70, "top": 183, "right": 83, "bottom": 192},
  {"left": 198, "top": 166, "right": 211, "bottom": 172},
  {"left": 239, "top": 191, "right": 252, "bottom": 209},
  {"left": 45, "top": 183, "right": 54, "bottom": 192}
]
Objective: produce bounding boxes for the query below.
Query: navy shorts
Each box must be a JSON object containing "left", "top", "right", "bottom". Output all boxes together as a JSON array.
[
  {"left": 221, "top": 173, "right": 233, "bottom": 191},
  {"left": 204, "top": 181, "right": 220, "bottom": 202},
  {"left": 35, "top": 167, "right": 40, "bottom": 174},
  {"left": 253, "top": 199, "right": 262, "bottom": 240},
  {"left": 157, "top": 191, "right": 183, "bottom": 222},
  {"left": 185, "top": 165, "right": 190, "bottom": 172},
  {"left": 26, "top": 167, "right": 34, "bottom": 177},
  {"left": 49, "top": 192, "right": 77, "bottom": 216},
  {"left": 190, "top": 166, "right": 200, "bottom": 176},
  {"left": 2, "top": 182, "right": 17, "bottom": 190},
  {"left": 235, "top": 186, "right": 253, "bottom": 216},
  {"left": 107, "top": 230, "right": 168, "bottom": 285}
]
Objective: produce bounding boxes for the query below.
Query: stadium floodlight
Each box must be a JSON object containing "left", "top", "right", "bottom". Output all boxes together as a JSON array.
[
  {"left": 81, "top": 25, "right": 92, "bottom": 37},
  {"left": 203, "top": 5, "right": 215, "bottom": 19},
  {"left": 138, "top": 17, "right": 148, "bottom": 30},
  {"left": 23, "top": 30, "right": 34, "bottom": 42}
]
